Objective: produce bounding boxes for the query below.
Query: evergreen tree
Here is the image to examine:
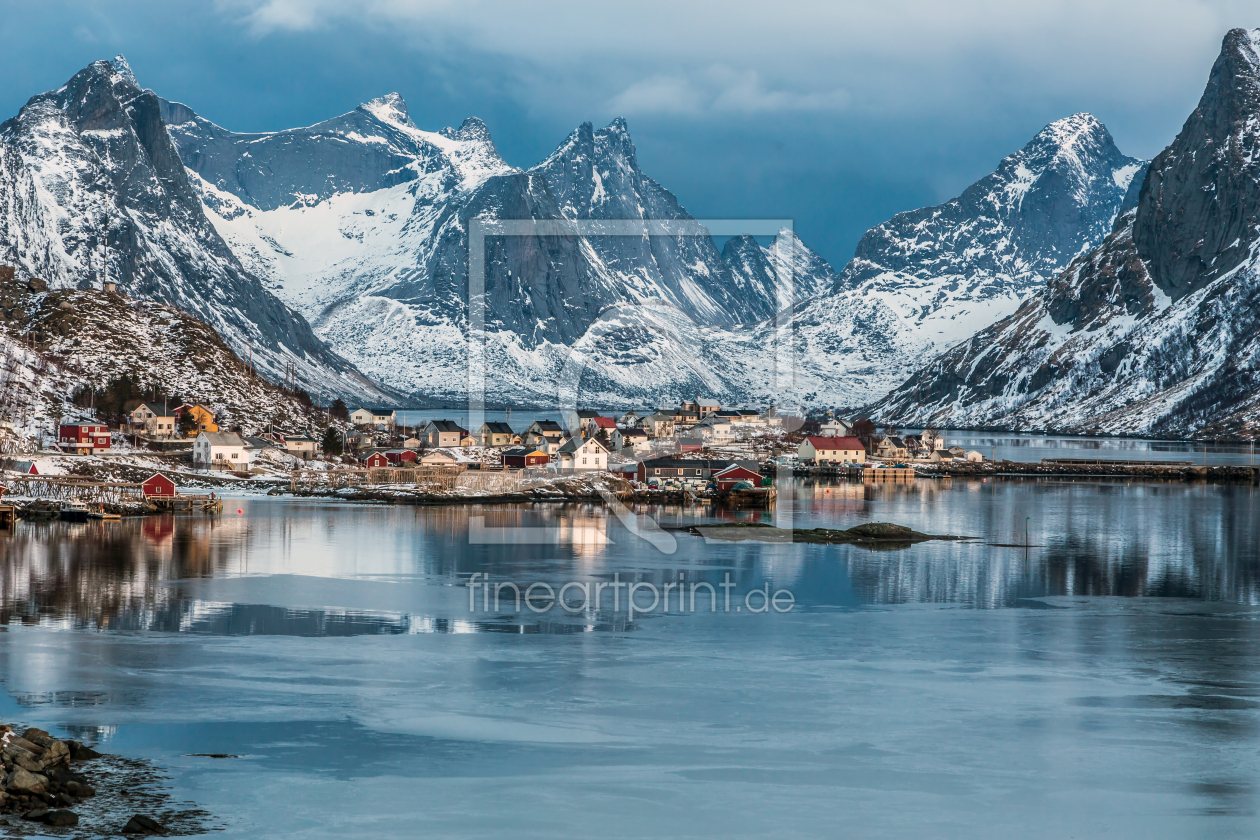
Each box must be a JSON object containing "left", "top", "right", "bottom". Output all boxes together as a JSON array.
[
  {"left": 321, "top": 426, "right": 343, "bottom": 456},
  {"left": 329, "top": 398, "right": 349, "bottom": 422}
]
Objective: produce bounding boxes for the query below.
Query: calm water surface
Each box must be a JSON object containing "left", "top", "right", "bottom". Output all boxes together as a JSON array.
[{"left": 1, "top": 478, "right": 1259, "bottom": 837}]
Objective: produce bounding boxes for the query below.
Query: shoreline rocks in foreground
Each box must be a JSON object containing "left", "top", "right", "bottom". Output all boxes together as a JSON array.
[{"left": 1, "top": 724, "right": 169, "bottom": 834}]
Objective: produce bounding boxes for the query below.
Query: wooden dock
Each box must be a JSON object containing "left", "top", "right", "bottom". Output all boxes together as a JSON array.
[
  {"left": 864, "top": 467, "right": 916, "bottom": 482},
  {"left": 149, "top": 494, "right": 223, "bottom": 514}
]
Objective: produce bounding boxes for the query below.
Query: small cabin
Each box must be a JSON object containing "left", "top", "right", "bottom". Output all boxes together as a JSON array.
[
  {"left": 385, "top": 449, "right": 418, "bottom": 465},
  {"left": 141, "top": 473, "right": 177, "bottom": 499},
  {"left": 501, "top": 447, "right": 551, "bottom": 468},
  {"left": 712, "top": 464, "right": 762, "bottom": 492},
  {"left": 363, "top": 452, "right": 390, "bottom": 468},
  {"left": 10, "top": 461, "right": 38, "bottom": 476}
]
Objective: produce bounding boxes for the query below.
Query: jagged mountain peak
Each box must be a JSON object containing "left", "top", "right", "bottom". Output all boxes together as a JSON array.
[
  {"left": 1131, "top": 26, "right": 1260, "bottom": 302},
  {"left": 358, "top": 91, "right": 410, "bottom": 126},
  {"left": 111, "top": 54, "right": 139, "bottom": 87},
  {"left": 872, "top": 27, "right": 1260, "bottom": 438}
]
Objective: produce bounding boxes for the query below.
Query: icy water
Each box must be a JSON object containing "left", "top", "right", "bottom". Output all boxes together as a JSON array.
[{"left": 2, "top": 478, "right": 1260, "bottom": 837}]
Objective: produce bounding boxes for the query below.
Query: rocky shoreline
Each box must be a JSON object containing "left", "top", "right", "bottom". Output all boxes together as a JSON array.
[{"left": 1, "top": 724, "right": 206, "bottom": 835}]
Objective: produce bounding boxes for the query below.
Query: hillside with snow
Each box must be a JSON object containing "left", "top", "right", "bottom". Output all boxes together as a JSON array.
[
  {"left": 0, "top": 270, "right": 326, "bottom": 441},
  {"left": 872, "top": 29, "right": 1260, "bottom": 438}
]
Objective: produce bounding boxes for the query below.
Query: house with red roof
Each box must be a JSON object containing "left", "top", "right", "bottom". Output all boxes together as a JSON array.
[
  {"left": 585, "top": 416, "right": 617, "bottom": 438},
  {"left": 797, "top": 436, "right": 866, "bottom": 465}
]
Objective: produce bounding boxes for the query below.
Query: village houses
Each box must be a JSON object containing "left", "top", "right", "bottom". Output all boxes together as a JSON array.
[
  {"left": 350, "top": 408, "right": 396, "bottom": 429},
  {"left": 639, "top": 412, "right": 676, "bottom": 439},
  {"left": 476, "top": 421, "right": 515, "bottom": 447},
  {"left": 128, "top": 402, "right": 177, "bottom": 437},
  {"left": 59, "top": 423, "right": 111, "bottom": 455},
  {"left": 585, "top": 415, "right": 617, "bottom": 439},
  {"left": 423, "top": 420, "right": 466, "bottom": 448},
  {"left": 555, "top": 436, "right": 609, "bottom": 471},
  {"left": 175, "top": 404, "right": 217, "bottom": 436},
  {"left": 194, "top": 431, "right": 252, "bottom": 470},
  {"left": 523, "top": 420, "right": 565, "bottom": 455},
  {"left": 612, "top": 426, "right": 650, "bottom": 454},
  {"left": 798, "top": 436, "right": 866, "bottom": 465}
]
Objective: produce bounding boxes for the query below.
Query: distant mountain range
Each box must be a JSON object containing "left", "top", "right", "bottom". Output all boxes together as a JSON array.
[
  {"left": 12, "top": 44, "right": 1248, "bottom": 431},
  {"left": 873, "top": 28, "right": 1260, "bottom": 438}
]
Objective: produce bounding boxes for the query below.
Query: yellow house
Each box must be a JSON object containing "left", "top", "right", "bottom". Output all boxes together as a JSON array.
[{"left": 177, "top": 404, "right": 218, "bottom": 436}]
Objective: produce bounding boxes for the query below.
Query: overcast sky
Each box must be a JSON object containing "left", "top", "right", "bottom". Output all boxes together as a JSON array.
[{"left": 1, "top": 2, "right": 1254, "bottom": 265}]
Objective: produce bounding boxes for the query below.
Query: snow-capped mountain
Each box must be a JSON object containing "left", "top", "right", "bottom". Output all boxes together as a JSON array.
[
  {"left": 166, "top": 87, "right": 845, "bottom": 406},
  {"left": 871, "top": 28, "right": 1260, "bottom": 438},
  {"left": 743, "top": 113, "right": 1145, "bottom": 408},
  {"left": 0, "top": 57, "right": 386, "bottom": 402}
]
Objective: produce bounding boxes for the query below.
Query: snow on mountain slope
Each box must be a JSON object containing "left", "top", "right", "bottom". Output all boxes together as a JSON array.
[
  {"left": 0, "top": 274, "right": 327, "bottom": 439},
  {"left": 0, "top": 57, "right": 386, "bottom": 403},
  {"left": 746, "top": 112, "right": 1146, "bottom": 408},
  {"left": 169, "top": 94, "right": 851, "bottom": 406},
  {"left": 872, "top": 29, "right": 1260, "bottom": 438}
]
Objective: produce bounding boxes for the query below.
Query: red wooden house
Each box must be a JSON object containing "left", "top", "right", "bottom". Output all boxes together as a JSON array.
[
  {"left": 59, "top": 424, "right": 111, "bottom": 455},
  {"left": 363, "top": 452, "right": 390, "bottom": 468},
  {"left": 141, "top": 473, "right": 177, "bottom": 498},
  {"left": 712, "top": 464, "right": 762, "bottom": 492},
  {"left": 385, "top": 449, "right": 418, "bottom": 465}
]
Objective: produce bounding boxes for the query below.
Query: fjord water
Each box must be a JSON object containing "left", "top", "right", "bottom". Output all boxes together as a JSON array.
[{"left": 1, "top": 479, "right": 1259, "bottom": 837}]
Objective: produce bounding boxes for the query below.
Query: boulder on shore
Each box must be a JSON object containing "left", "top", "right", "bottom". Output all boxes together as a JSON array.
[
  {"left": 122, "top": 813, "right": 169, "bottom": 835},
  {"left": 5, "top": 767, "right": 48, "bottom": 795}
]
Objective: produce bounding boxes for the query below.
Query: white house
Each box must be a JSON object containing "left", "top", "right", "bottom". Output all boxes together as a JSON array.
[
  {"left": 612, "top": 427, "right": 651, "bottom": 454},
  {"left": 351, "top": 408, "right": 396, "bottom": 428},
  {"left": 695, "top": 416, "right": 735, "bottom": 444},
  {"left": 555, "top": 436, "right": 609, "bottom": 471},
  {"left": 194, "top": 431, "right": 253, "bottom": 470},
  {"left": 819, "top": 419, "right": 852, "bottom": 437}
]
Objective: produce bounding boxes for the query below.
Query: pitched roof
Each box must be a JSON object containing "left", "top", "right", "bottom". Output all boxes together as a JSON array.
[
  {"left": 575, "top": 410, "right": 600, "bottom": 418},
  {"left": 480, "top": 421, "right": 514, "bottom": 434},
  {"left": 618, "top": 427, "right": 648, "bottom": 437},
  {"left": 198, "top": 431, "right": 245, "bottom": 447},
  {"left": 426, "top": 419, "right": 466, "bottom": 433},
  {"left": 502, "top": 446, "right": 548, "bottom": 457},
  {"left": 559, "top": 436, "right": 607, "bottom": 454},
  {"left": 806, "top": 436, "right": 864, "bottom": 451},
  {"left": 882, "top": 436, "right": 907, "bottom": 448},
  {"left": 591, "top": 416, "right": 616, "bottom": 428},
  {"left": 696, "top": 399, "right": 721, "bottom": 407},
  {"left": 530, "top": 419, "right": 563, "bottom": 432},
  {"left": 136, "top": 402, "right": 170, "bottom": 416},
  {"left": 713, "top": 464, "right": 761, "bottom": 479}
]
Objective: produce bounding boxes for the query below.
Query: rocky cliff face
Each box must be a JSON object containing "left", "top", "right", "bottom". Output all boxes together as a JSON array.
[
  {"left": 872, "top": 29, "right": 1260, "bottom": 438},
  {"left": 0, "top": 57, "right": 386, "bottom": 402}
]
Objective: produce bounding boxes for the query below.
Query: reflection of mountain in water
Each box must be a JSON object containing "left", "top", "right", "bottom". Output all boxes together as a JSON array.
[
  {"left": 2, "top": 487, "right": 1259, "bottom": 629},
  {"left": 830, "top": 481, "right": 1260, "bottom": 607}
]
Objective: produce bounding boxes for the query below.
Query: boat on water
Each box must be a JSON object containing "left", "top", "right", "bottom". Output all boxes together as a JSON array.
[
  {"left": 59, "top": 500, "right": 91, "bottom": 522},
  {"left": 87, "top": 505, "right": 121, "bottom": 520}
]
